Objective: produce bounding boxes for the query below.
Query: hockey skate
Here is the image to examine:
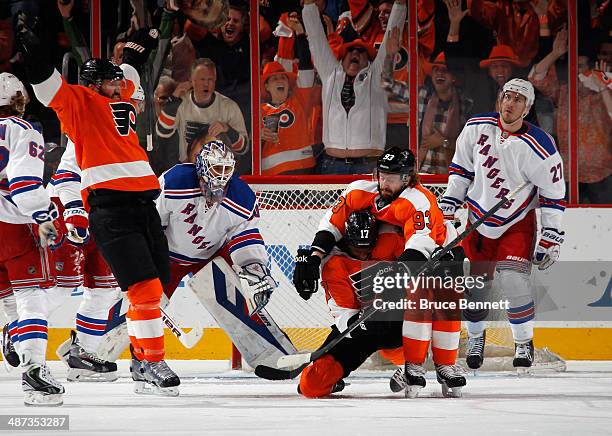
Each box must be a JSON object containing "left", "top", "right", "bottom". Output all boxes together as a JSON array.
[
  {"left": 131, "top": 354, "right": 180, "bottom": 397},
  {"left": 513, "top": 340, "right": 534, "bottom": 375},
  {"left": 389, "top": 366, "right": 406, "bottom": 393},
  {"left": 1, "top": 323, "right": 20, "bottom": 370},
  {"left": 466, "top": 330, "right": 486, "bottom": 370},
  {"left": 56, "top": 331, "right": 118, "bottom": 382},
  {"left": 22, "top": 363, "right": 64, "bottom": 406},
  {"left": 435, "top": 364, "right": 466, "bottom": 398},
  {"left": 404, "top": 362, "right": 426, "bottom": 399}
]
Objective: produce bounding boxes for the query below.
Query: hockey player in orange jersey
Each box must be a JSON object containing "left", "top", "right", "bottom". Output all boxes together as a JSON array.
[
  {"left": 294, "top": 147, "right": 465, "bottom": 398},
  {"left": 17, "top": 23, "right": 180, "bottom": 395},
  {"left": 298, "top": 209, "right": 407, "bottom": 397}
]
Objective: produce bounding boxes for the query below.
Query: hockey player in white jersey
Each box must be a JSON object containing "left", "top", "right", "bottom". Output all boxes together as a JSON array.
[
  {"left": 0, "top": 72, "right": 65, "bottom": 405},
  {"left": 157, "top": 136, "right": 298, "bottom": 368},
  {"left": 439, "top": 78, "right": 566, "bottom": 371},
  {"left": 49, "top": 139, "right": 121, "bottom": 382}
]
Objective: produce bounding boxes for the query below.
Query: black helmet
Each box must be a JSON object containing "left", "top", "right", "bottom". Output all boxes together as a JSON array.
[
  {"left": 345, "top": 210, "right": 378, "bottom": 248},
  {"left": 377, "top": 147, "right": 415, "bottom": 178},
  {"left": 79, "top": 58, "right": 124, "bottom": 87}
]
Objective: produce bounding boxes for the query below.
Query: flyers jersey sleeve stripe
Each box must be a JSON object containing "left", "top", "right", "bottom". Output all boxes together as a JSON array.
[
  {"left": 31, "top": 68, "right": 159, "bottom": 207},
  {"left": 318, "top": 180, "right": 446, "bottom": 257}
]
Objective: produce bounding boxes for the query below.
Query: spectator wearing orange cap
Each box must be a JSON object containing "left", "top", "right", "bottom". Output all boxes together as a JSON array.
[
  {"left": 443, "top": 0, "right": 539, "bottom": 123},
  {"left": 382, "top": 27, "right": 472, "bottom": 175},
  {"left": 302, "top": 0, "right": 407, "bottom": 175},
  {"left": 261, "top": 62, "right": 319, "bottom": 175}
]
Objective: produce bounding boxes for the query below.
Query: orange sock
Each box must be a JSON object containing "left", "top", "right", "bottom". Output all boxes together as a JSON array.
[
  {"left": 299, "top": 355, "right": 344, "bottom": 398},
  {"left": 431, "top": 320, "right": 461, "bottom": 365},
  {"left": 127, "top": 278, "right": 164, "bottom": 362},
  {"left": 402, "top": 320, "right": 432, "bottom": 364}
]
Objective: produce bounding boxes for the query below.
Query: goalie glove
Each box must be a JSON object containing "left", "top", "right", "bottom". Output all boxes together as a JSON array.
[
  {"left": 238, "top": 263, "right": 277, "bottom": 316},
  {"left": 63, "top": 203, "right": 90, "bottom": 245},
  {"left": 32, "top": 202, "right": 64, "bottom": 250},
  {"left": 292, "top": 248, "right": 321, "bottom": 300},
  {"left": 122, "top": 28, "right": 159, "bottom": 68},
  {"left": 533, "top": 227, "right": 564, "bottom": 270}
]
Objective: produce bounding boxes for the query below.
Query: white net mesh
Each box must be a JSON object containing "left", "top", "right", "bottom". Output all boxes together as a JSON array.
[{"left": 249, "top": 176, "right": 565, "bottom": 371}]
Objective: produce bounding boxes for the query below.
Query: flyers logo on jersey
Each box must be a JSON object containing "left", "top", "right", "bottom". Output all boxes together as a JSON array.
[{"left": 109, "top": 102, "right": 137, "bottom": 136}]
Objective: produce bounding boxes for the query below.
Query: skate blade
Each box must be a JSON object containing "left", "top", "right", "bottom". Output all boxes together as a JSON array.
[
  {"left": 3, "top": 358, "right": 18, "bottom": 373},
  {"left": 134, "top": 380, "right": 179, "bottom": 397},
  {"left": 441, "top": 383, "right": 462, "bottom": 398},
  {"left": 67, "top": 368, "right": 118, "bottom": 382},
  {"left": 390, "top": 380, "right": 406, "bottom": 393},
  {"left": 404, "top": 385, "right": 423, "bottom": 399},
  {"left": 516, "top": 367, "right": 532, "bottom": 377},
  {"left": 55, "top": 338, "right": 71, "bottom": 368},
  {"left": 24, "top": 391, "right": 63, "bottom": 407}
]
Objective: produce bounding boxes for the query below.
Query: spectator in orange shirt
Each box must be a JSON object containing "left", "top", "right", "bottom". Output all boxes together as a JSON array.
[
  {"left": 529, "top": 28, "right": 612, "bottom": 204},
  {"left": 261, "top": 58, "right": 318, "bottom": 175}
]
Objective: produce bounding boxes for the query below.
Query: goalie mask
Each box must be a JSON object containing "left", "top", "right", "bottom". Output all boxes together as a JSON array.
[
  {"left": 0, "top": 73, "right": 29, "bottom": 116},
  {"left": 195, "top": 139, "right": 236, "bottom": 205}
]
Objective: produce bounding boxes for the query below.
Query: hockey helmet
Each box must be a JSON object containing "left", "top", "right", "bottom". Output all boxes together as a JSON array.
[
  {"left": 0, "top": 73, "right": 29, "bottom": 113},
  {"left": 195, "top": 139, "right": 236, "bottom": 204},
  {"left": 79, "top": 58, "right": 124, "bottom": 87},
  {"left": 345, "top": 209, "right": 378, "bottom": 248},
  {"left": 377, "top": 147, "right": 415, "bottom": 179},
  {"left": 502, "top": 78, "right": 535, "bottom": 109}
]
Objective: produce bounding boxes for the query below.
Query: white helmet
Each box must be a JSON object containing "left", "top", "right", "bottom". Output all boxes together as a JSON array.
[
  {"left": 502, "top": 78, "right": 535, "bottom": 109},
  {"left": 0, "top": 73, "right": 29, "bottom": 106},
  {"left": 195, "top": 139, "right": 236, "bottom": 205}
]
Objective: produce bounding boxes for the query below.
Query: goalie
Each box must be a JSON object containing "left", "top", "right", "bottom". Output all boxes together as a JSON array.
[
  {"left": 157, "top": 136, "right": 275, "bottom": 314},
  {"left": 155, "top": 135, "right": 298, "bottom": 368}
]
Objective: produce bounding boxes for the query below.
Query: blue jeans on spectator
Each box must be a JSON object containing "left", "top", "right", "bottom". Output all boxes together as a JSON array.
[{"left": 316, "top": 153, "right": 377, "bottom": 175}]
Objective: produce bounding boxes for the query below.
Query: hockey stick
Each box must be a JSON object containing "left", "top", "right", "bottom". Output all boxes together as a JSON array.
[
  {"left": 276, "top": 181, "right": 531, "bottom": 369},
  {"left": 160, "top": 307, "right": 204, "bottom": 349}
]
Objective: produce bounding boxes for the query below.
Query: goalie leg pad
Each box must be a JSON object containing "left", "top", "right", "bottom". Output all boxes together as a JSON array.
[{"left": 188, "top": 259, "right": 297, "bottom": 369}]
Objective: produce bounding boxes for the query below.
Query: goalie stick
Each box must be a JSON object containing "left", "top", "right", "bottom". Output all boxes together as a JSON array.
[
  {"left": 271, "top": 181, "right": 530, "bottom": 371},
  {"left": 161, "top": 307, "right": 204, "bottom": 349}
]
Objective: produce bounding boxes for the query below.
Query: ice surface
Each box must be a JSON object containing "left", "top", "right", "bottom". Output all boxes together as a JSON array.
[{"left": 1, "top": 361, "right": 611, "bottom": 436}]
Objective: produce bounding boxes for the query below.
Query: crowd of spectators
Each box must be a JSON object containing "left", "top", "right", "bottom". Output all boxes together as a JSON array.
[{"left": 1, "top": 0, "right": 610, "bottom": 203}]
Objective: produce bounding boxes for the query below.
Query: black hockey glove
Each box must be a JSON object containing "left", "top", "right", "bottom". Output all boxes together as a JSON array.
[
  {"left": 14, "top": 12, "right": 53, "bottom": 84},
  {"left": 430, "top": 246, "right": 466, "bottom": 279},
  {"left": 293, "top": 248, "right": 321, "bottom": 300},
  {"left": 122, "top": 28, "right": 159, "bottom": 69}
]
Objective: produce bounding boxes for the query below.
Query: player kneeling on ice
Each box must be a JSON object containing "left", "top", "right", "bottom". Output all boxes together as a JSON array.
[
  {"left": 155, "top": 136, "right": 299, "bottom": 368},
  {"left": 293, "top": 147, "right": 465, "bottom": 398},
  {"left": 438, "top": 78, "right": 566, "bottom": 373},
  {"left": 298, "top": 209, "right": 408, "bottom": 398}
]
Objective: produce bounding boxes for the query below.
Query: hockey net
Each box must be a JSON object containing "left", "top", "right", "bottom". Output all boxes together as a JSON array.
[{"left": 241, "top": 175, "right": 565, "bottom": 372}]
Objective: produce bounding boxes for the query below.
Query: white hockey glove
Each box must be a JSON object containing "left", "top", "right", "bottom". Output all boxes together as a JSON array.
[
  {"left": 238, "top": 263, "right": 277, "bottom": 316},
  {"left": 438, "top": 198, "right": 461, "bottom": 226},
  {"left": 32, "top": 202, "right": 63, "bottom": 249},
  {"left": 533, "top": 228, "right": 565, "bottom": 270}
]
